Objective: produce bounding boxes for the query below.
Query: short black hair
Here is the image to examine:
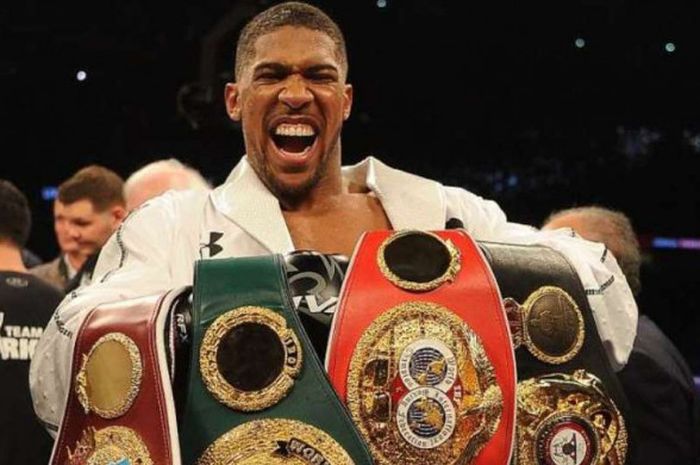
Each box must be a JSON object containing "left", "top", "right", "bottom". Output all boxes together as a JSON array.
[
  {"left": 235, "top": 2, "right": 348, "bottom": 81},
  {"left": 0, "top": 180, "right": 31, "bottom": 248}
]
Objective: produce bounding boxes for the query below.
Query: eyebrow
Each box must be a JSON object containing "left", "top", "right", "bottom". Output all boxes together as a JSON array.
[{"left": 252, "top": 62, "right": 339, "bottom": 74}]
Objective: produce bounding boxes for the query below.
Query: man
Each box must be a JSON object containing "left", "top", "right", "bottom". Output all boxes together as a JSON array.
[
  {"left": 543, "top": 206, "right": 700, "bottom": 465},
  {"left": 45, "top": 165, "right": 127, "bottom": 291},
  {"left": 123, "top": 158, "right": 211, "bottom": 211},
  {"left": 30, "top": 2, "right": 637, "bottom": 436},
  {"left": 0, "top": 180, "right": 64, "bottom": 465},
  {"left": 30, "top": 199, "right": 89, "bottom": 290}
]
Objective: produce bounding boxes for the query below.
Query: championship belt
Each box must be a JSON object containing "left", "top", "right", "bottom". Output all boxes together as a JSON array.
[
  {"left": 326, "top": 230, "right": 516, "bottom": 465},
  {"left": 178, "top": 255, "right": 374, "bottom": 465},
  {"left": 478, "top": 242, "right": 629, "bottom": 465},
  {"left": 51, "top": 290, "right": 183, "bottom": 465}
]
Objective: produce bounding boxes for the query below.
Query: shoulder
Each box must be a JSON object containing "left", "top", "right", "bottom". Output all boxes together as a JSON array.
[
  {"left": 30, "top": 257, "right": 60, "bottom": 276},
  {"left": 0, "top": 272, "right": 64, "bottom": 308}
]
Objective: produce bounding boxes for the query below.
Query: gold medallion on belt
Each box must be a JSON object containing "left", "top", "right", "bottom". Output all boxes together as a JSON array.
[
  {"left": 198, "top": 419, "right": 355, "bottom": 465},
  {"left": 517, "top": 370, "right": 628, "bottom": 465},
  {"left": 66, "top": 426, "right": 153, "bottom": 465},
  {"left": 199, "top": 306, "right": 302, "bottom": 412},
  {"left": 346, "top": 301, "right": 502, "bottom": 465},
  {"left": 75, "top": 332, "right": 143, "bottom": 419},
  {"left": 377, "top": 231, "right": 461, "bottom": 292},
  {"left": 505, "top": 286, "right": 585, "bottom": 365}
]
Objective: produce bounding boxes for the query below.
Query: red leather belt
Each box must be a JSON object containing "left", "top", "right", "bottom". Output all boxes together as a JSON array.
[
  {"left": 51, "top": 290, "right": 181, "bottom": 465},
  {"left": 326, "top": 230, "right": 516, "bottom": 465}
]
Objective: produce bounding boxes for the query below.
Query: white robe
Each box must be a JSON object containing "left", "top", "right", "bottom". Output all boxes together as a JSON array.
[{"left": 29, "top": 156, "right": 637, "bottom": 433}]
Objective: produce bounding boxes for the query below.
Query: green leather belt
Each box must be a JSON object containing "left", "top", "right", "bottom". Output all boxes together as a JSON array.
[{"left": 179, "top": 255, "right": 373, "bottom": 465}]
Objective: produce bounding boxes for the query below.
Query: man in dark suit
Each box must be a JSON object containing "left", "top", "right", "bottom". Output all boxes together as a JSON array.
[{"left": 544, "top": 206, "right": 700, "bottom": 465}]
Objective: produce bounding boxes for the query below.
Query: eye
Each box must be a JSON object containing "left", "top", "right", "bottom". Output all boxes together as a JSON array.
[
  {"left": 308, "top": 73, "right": 336, "bottom": 83},
  {"left": 254, "top": 71, "right": 284, "bottom": 83}
]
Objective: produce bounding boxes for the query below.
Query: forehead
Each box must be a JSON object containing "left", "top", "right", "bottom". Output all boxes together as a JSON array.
[
  {"left": 62, "top": 199, "right": 98, "bottom": 218},
  {"left": 250, "top": 26, "right": 340, "bottom": 71}
]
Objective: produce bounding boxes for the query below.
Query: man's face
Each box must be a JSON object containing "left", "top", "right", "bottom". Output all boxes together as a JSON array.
[
  {"left": 225, "top": 26, "right": 353, "bottom": 200},
  {"left": 62, "top": 199, "right": 124, "bottom": 256},
  {"left": 53, "top": 200, "right": 79, "bottom": 254}
]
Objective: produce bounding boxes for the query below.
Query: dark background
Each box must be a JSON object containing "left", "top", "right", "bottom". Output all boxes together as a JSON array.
[{"left": 2, "top": 0, "right": 698, "bottom": 371}]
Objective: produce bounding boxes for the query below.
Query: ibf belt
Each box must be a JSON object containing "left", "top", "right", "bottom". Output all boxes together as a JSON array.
[
  {"left": 51, "top": 290, "right": 183, "bottom": 465},
  {"left": 178, "top": 255, "right": 373, "bottom": 465},
  {"left": 326, "top": 230, "right": 516, "bottom": 465},
  {"left": 478, "top": 242, "right": 630, "bottom": 464}
]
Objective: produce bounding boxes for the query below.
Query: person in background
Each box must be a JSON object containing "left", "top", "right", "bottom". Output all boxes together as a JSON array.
[
  {"left": 0, "top": 180, "right": 64, "bottom": 464},
  {"left": 38, "top": 165, "right": 127, "bottom": 292},
  {"left": 543, "top": 205, "right": 700, "bottom": 465},
  {"left": 124, "top": 158, "right": 211, "bottom": 211},
  {"left": 30, "top": 199, "right": 89, "bottom": 290}
]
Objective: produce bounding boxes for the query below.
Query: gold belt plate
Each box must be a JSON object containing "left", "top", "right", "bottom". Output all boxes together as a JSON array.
[
  {"left": 75, "top": 332, "right": 143, "bottom": 419},
  {"left": 66, "top": 426, "right": 153, "bottom": 465},
  {"left": 517, "top": 370, "right": 628, "bottom": 465},
  {"left": 199, "top": 306, "right": 303, "bottom": 412},
  {"left": 198, "top": 419, "right": 355, "bottom": 465},
  {"left": 347, "top": 301, "right": 502, "bottom": 465}
]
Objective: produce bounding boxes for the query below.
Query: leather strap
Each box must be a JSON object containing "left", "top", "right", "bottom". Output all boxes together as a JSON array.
[
  {"left": 178, "top": 255, "right": 373, "bottom": 465},
  {"left": 326, "top": 230, "right": 516, "bottom": 465},
  {"left": 51, "top": 290, "right": 181, "bottom": 465},
  {"left": 479, "top": 241, "right": 630, "bottom": 465}
]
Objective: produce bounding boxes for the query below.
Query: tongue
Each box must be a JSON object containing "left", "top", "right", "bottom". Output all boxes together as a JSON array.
[{"left": 275, "top": 135, "right": 315, "bottom": 154}]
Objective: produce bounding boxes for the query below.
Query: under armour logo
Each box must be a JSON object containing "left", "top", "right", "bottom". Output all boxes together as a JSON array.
[{"left": 199, "top": 231, "right": 224, "bottom": 258}]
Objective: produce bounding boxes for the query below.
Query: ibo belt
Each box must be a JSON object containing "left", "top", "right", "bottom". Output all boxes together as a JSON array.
[
  {"left": 51, "top": 290, "right": 183, "bottom": 465},
  {"left": 178, "top": 255, "right": 373, "bottom": 465},
  {"left": 326, "top": 230, "right": 516, "bottom": 465}
]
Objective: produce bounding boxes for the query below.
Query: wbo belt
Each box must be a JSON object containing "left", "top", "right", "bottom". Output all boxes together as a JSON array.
[
  {"left": 178, "top": 255, "right": 373, "bottom": 465},
  {"left": 326, "top": 230, "right": 516, "bottom": 465},
  {"left": 51, "top": 290, "right": 182, "bottom": 465},
  {"left": 479, "top": 242, "right": 630, "bottom": 465}
]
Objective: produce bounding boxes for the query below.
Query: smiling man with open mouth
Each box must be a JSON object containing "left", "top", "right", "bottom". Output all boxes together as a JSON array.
[{"left": 225, "top": 20, "right": 352, "bottom": 207}]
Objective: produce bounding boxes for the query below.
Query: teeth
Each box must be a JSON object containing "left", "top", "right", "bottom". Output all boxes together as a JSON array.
[{"left": 274, "top": 123, "right": 316, "bottom": 137}]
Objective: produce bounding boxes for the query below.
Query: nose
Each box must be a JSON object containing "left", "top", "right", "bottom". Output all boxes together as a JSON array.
[
  {"left": 67, "top": 224, "right": 81, "bottom": 241},
  {"left": 278, "top": 75, "right": 313, "bottom": 109}
]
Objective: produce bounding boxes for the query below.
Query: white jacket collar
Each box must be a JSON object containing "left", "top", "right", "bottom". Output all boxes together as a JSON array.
[{"left": 213, "top": 156, "right": 446, "bottom": 253}]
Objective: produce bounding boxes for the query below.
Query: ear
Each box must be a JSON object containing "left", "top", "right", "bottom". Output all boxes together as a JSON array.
[
  {"left": 342, "top": 84, "right": 353, "bottom": 121},
  {"left": 225, "top": 83, "right": 242, "bottom": 121},
  {"left": 111, "top": 205, "right": 127, "bottom": 225}
]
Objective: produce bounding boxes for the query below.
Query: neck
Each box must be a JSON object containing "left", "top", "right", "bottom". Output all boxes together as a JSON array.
[
  {"left": 279, "top": 148, "right": 346, "bottom": 212},
  {"left": 65, "top": 250, "right": 87, "bottom": 270},
  {"left": 0, "top": 242, "right": 27, "bottom": 273}
]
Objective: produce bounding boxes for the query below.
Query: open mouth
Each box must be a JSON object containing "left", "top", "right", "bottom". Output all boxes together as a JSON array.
[{"left": 271, "top": 123, "right": 318, "bottom": 156}]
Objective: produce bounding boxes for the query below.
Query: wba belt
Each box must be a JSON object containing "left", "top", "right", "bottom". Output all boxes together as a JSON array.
[
  {"left": 479, "top": 242, "right": 630, "bottom": 465},
  {"left": 326, "top": 230, "right": 516, "bottom": 465},
  {"left": 178, "top": 255, "right": 373, "bottom": 465},
  {"left": 51, "top": 290, "right": 181, "bottom": 465}
]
